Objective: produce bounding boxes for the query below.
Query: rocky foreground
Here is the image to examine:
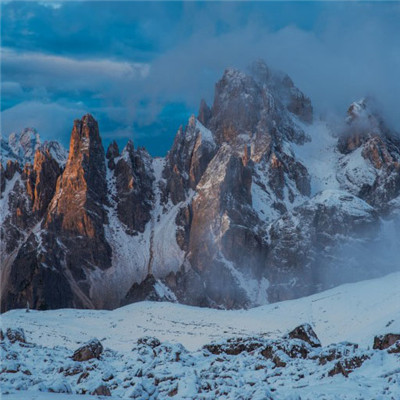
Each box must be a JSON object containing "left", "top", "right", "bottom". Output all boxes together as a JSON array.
[{"left": 1, "top": 273, "right": 400, "bottom": 399}]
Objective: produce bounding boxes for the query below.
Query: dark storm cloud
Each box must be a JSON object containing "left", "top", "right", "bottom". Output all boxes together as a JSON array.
[{"left": 1, "top": 1, "right": 400, "bottom": 155}]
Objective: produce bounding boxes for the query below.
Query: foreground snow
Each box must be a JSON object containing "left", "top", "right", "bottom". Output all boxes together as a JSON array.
[{"left": 2, "top": 272, "right": 400, "bottom": 399}]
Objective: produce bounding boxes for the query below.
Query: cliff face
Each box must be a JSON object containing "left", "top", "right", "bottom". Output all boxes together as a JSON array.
[
  {"left": 1, "top": 61, "right": 399, "bottom": 312},
  {"left": 337, "top": 99, "right": 400, "bottom": 212}
]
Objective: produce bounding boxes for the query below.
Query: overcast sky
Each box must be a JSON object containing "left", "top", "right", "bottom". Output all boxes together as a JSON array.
[{"left": 2, "top": 1, "right": 400, "bottom": 155}]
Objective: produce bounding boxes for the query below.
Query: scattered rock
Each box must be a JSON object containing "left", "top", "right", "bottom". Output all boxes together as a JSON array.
[
  {"left": 286, "top": 324, "right": 321, "bottom": 348},
  {"left": 204, "top": 338, "right": 264, "bottom": 355},
  {"left": 318, "top": 342, "right": 359, "bottom": 365},
  {"left": 48, "top": 381, "right": 72, "bottom": 394},
  {"left": 77, "top": 371, "right": 90, "bottom": 384},
  {"left": 328, "top": 355, "right": 369, "bottom": 377},
  {"left": 261, "top": 340, "right": 310, "bottom": 361},
  {"left": 92, "top": 385, "right": 111, "bottom": 396},
  {"left": 387, "top": 341, "right": 400, "bottom": 354},
  {"left": 137, "top": 336, "right": 161, "bottom": 348},
  {"left": 72, "top": 338, "right": 103, "bottom": 362},
  {"left": 373, "top": 334, "right": 400, "bottom": 350},
  {"left": 63, "top": 365, "right": 84, "bottom": 376},
  {"left": 6, "top": 327, "right": 26, "bottom": 344}
]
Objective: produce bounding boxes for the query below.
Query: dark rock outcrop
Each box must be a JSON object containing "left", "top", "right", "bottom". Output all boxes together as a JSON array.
[
  {"left": 163, "top": 116, "right": 217, "bottom": 204},
  {"left": 91, "top": 385, "right": 111, "bottom": 396},
  {"left": 373, "top": 333, "right": 400, "bottom": 350},
  {"left": 5, "top": 328, "right": 26, "bottom": 344},
  {"left": 286, "top": 324, "right": 321, "bottom": 348},
  {"left": 72, "top": 338, "right": 103, "bottom": 361},
  {"left": 112, "top": 141, "right": 154, "bottom": 233},
  {"left": 122, "top": 274, "right": 175, "bottom": 306}
]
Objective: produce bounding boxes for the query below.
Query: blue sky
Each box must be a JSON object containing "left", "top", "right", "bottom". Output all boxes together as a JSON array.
[{"left": 2, "top": 1, "right": 400, "bottom": 155}]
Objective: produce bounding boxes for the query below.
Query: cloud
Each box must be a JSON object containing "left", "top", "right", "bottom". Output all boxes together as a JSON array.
[
  {"left": 1, "top": 101, "right": 87, "bottom": 145},
  {"left": 2, "top": 1, "right": 400, "bottom": 156},
  {"left": 142, "top": 4, "right": 400, "bottom": 130},
  {"left": 2, "top": 49, "right": 150, "bottom": 95}
]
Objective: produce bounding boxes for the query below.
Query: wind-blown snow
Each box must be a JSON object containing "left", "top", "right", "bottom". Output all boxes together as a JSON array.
[
  {"left": 292, "top": 119, "right": 341, "bottom": 195},
  {"left": 195, "top": 119, "right": 215, "bottom": 146},
  {"left": 305, "top": 189, "right": 375, "bottom": 218},
  {"left": 149, "top": 157, "right": 188, "bottom": 277},
  {"left": 95, "top": 163, "right": 150, "bottom": 308},
  {"left": 337, "top": 146, "right": 377, "bottom": 195}
]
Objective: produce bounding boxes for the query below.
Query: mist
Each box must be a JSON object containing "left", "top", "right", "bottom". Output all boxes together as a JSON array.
[{"left": 315, "top": 214, "right": 400, "bottom": 293}]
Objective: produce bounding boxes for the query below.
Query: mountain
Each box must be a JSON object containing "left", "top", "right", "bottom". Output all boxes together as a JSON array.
[
  {"left": 1, "top": 60, "right": 399, "bottom": 312},
  {"left": 2, "top": 272, "right": 400, "bottom": 399}
]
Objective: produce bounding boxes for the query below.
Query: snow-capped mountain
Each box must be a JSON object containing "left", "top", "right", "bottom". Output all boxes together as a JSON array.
[
  {"left": 1, "top": 60, "right": 400, "bottom": 312},
  {"left": 1, "top": 128, "right": 67, "bottom": 166}
]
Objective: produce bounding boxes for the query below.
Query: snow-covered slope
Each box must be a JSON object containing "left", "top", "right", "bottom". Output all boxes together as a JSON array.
[
  {"left": 2, "top": 273, "right": 400, "bottom": 399},
  {"left": 3, "top": 272, "right": 400, "bottom": 351}
]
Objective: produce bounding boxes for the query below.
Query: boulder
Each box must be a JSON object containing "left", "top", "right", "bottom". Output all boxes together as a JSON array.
[
  {"left": 328, "top": 355, "right": 369, "bottom": 378},
  {"left": 373, "top": 333, "right": 400, "bottom": 350},
  {"left": 6, "top": 328, "right": 26, "bottom": 344},
  {"left": 286, "top": 324, "right": 321, "bottom": 348},
  {"left": 72, "top": 338, "right": 103, "bottom": 361},
  {"left": 137, "top": 336, "right": 161, "bottom": 349},
  {"left": 92, "top": 385, "right": 111, "bottom": 396}
]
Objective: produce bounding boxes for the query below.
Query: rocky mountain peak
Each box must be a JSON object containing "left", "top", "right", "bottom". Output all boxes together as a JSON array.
[
  {"left": 46, "top": 114, "right": 108, "bottom": 237},
  {"left": 205, "top": 61, "right": 313, "bottom": 155},
  {"left": 9, "top": 128, "right": 41, "bottom": 161},
  {"left": 338, "top": 97, "right": 397, "bottom": 155},
  {"left": 106, "top": 140, "right": 120, "bottom": 159},
  {"left": 337, "top": 98, "right": 400, "bottom": 212},
  {"left": 198, "top": 99, "right": 212, "bottom": 127},
  {"left": 121, "top": 139, "right": 135, "bottom": 159},
  {"left": 30, "top": 148, "right": 62, "bottom": 216},
  {"left": 106, "top": 140, "right": 120, "bottom": 169},
  {"left": 40, "top": 140, "right": 68, "bottom": 167},
  {"left": 1, "top": 128, "right": 41, "bottom": 164},
  {"left": 69, "top": 113, "right": 103, "bottom": 160},
  {"left": 248, "top": 59, "right": 272, "bottom": 83}
]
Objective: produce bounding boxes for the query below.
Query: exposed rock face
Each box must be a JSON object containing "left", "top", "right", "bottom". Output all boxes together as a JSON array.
[
  {"left": 267, "top": 190, "right": 379, "bottom": 302},
  {"left": 163, "top": 116, "right": 217, "bottom": 204},
  {"left": 208, "top": 63, "right": 311, "bottom": 157},
  {"left": 106, "top": 140, "right": 119, "bottom": 169},
  {"left": 27, "top": 148, "right": 62, "bottom": 216},
  {"left": 111, "top": 141, "right": 154, "bottom": 233},
  {"left": 1, "top": 60, "right": 399, "bottom": 312},
  {"left": 184, "top": 144, "right": 265, "bottom": 307},
  {"left": 337, "top": 98, "right": 400, "bottom": 213},
  {"left": 1, "top": 115, "right": 112, "bottom": 311},
  {"left": 122, "top": 274, "right": 176, "bottom": 305},
  {"left": 46, "top": 114, "right": 109, "bottom": 237},
  {"left": 92, "top": 385, "right": 111, "bottom": 396}
]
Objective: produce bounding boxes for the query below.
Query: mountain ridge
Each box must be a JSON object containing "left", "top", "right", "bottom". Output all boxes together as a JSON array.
[{"left": 1, "top": 60, "right": 400, "bottom": 312}]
